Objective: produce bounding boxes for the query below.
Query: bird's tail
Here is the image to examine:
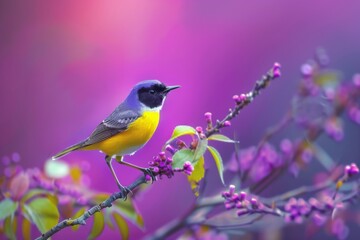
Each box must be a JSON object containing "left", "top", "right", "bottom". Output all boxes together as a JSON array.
[{"left": 51, "top": 141, "right": 85, "bottom": 160}]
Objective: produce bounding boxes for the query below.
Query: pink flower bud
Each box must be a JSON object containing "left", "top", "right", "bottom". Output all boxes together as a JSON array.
[
  {"left": 232, "top": 95, "right": 241, "bottom": 103},
  {"left": 273, "top": 62, "right": 281, "bottom": 70},
  {"left": 345, "top": 163, "right": 359, "bottom": 176},
  {"left": 237, "top": 209, "right": 248, "bottom": 216},
  {"left": 204, "top": 112, "right": 212, "bottom": 123},
  {"left": 273, "top": 69, "right": 281, "bottom": 78},
  {"left": 145, "top": 174, "right": 152, "bottom": 182},
  {"left": 10, "top": 172, "right": 30, "bottom": 200},
  {"left": 280, "top": 139, "right": 293, "bottom": 154},
  {"left": 250, "top": 198, "right": 258, "bottom": 209},
  {"left": 239, "top": 94, "right": 246, "bottom": 101},
  {"left": 225, "top": 203, "right": 233, "bottom": 210},
  {"left": 223, "top": 121, "right": 231, "bottom": 127},
  {"left": 228, "top": 185, "right": 235, "bottom": 195},
  {"left": 159, "top": 152, "right": 166, "bottom": 160},
  {"left": 239, "top": 191, "right": 247, "bottom": 201},
  {"left": 165, "top": 145, "right": 176, "bottom": 155},
  {"left": 352, "top": 74, "right": 360, "bottom": 87},
  {"left": 183, "top": 161, "right": 194, "bottom": 175},
  {"left": 301, "top": 63, "right": 313, "bottom": 77}
]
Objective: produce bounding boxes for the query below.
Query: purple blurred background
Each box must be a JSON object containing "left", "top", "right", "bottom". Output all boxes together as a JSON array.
[{"left": 1, "top": 1, "right": 359, "bottom": 239}]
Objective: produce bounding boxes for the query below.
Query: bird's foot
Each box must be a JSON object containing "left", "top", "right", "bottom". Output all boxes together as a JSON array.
[
  {"left": 117, "top": 185, "right": 132, "bottom": 200},
  {"left": 142, "top": 168, "right": 157, "bottom": 183}
]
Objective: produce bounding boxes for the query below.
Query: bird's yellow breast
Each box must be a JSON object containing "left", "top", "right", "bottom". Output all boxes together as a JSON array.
[{"left": 85, "top": 111, "right": 160, "bottom": 157}]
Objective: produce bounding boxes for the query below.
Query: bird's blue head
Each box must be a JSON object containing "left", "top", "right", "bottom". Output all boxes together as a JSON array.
[{"left": 125, "top": 80, "right": 180, "bottom": 111}]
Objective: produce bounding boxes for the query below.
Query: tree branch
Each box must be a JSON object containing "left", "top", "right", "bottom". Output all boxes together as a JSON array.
[
  {"left": 36, "top": 175, "right": 147, "bottom": 240},
  {"left": 36, "top": 63, "right": 281, "bottom": 240},
  {"left": 205, "top": 63, "right": 281, "bottom": 137}
]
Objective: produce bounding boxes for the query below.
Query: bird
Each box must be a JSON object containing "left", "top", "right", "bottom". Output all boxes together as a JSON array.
[{"left": 51, "top": 80, "right": 180, "bottom": 192}]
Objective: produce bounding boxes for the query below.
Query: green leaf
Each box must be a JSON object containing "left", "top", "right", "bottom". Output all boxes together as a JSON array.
[
  {"left": 193, "top": 139, "right": 208, "bottom": 163},
  {"left": 208, "top": 134, "right": 238, "bottom": 143},
  {"left": 207, "top": 146, "right": 225, "bottom": 185},
  {"left": 312, "top": 143, "right": 335, "bottom": 171},
  {"left": 88, "top": 212, "right": 105, "bottom": 240},
  {"left": 172, "top": 149, "right": 194, "bottom": 168},
  {"left": 114, "top": 200, "right": 144, "bottom": 229},
  {"left": 4, "top": 216, "right": 17, "bottom": 240},
  {"left": 92, "top": 194, "right": 144, "bottom": 229},
  {"left": 71, "top": 207, "right": 86, "bottom": 231},
  {"left": 46, "top": 194, "right": 58, "bottom": 206},
  {"left": 187, "top": 156, "right": 205, "bottom": 197},
  {"left": 314, "top": 70, "right": 340, "bottom": 87},
  {"left": 171, "top": 125, "right": 196, "bottom": 139},
  {"left": 21, "top": 189, "right": 48, "bottom": 204},
  {"left": 164, "top": 125, "right": 196, "bottom": 147},
  {"left": 22, "top": 217, "right": 31, "bottom": 240},
  {"left": 112, "top": 212, "right": 129, "bottom": 240},
  {"left": 23, "top": 197, "right": 59, "bottom": 233},
  {"left": 0, "top": 198, "right": 18, "bottom": 220},
  {"left": 104, "top": 208, "right": 114, "bottom": 230}
]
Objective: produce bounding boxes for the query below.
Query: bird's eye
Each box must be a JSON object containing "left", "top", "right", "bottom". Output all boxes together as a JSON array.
[{"left": 149, "top": 90, "right": 155, "bottom": 94}]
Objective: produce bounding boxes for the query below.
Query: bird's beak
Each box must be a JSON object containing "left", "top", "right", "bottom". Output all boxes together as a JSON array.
[{"left": 163, "top": 85, "right": 180, "bottom": 94}]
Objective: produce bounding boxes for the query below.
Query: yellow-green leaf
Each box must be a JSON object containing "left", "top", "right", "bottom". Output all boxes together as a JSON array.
[
  {"left": 20, "top": 189, "right": 48, "bottom": 204},
  {"left": 46, "top": 194, "right": 58, "bottom": 206},
  {"left": 104, "top": 208, "right": 114, "bottom": 230},
  {"left": 164, "top": 125, "right": 196, "bottom": 147},
  {"left": 314, "top": 70, "right": 340, "bottom": 87},
  {"left": 22, "top": 217, "right": 31, "bottom": 240},
  {"left": 88, "top": 212, "right": 105, "bottom": 240},
  {"left": 0, "top": 198, "right": 18, "bottom": 220},
  {"left": 4, "top": 216, "right": 17, "bottom": 240},
  {"left": 23, "top": 197, "right": 59, "bottom": 233},
  {"left": 207, "top": 146, "right": 225, "bottom": 185},
  {"left": 208, "top": 134, "right": 238, "bottom": 143},
  {"left": 172, "top": 149, "right": 194, "bottom": 168},
  {"left": 91, "top": 193, "right": 109, "bottom": 203},
  {"left": 92, "top": 194, "right": 144, "bottom": 229},
  {"left": 193, "top": 139, "right": 208, "bottom": 163},
  {"left": 112, "top": 212, "right": 129, "bottom": 240},
  {"left": 187, "top": 156, "right": 205, "bottom": 197},
  {"left": 114, "top": 200, "right": 144, "bottom": 229},
  {"left": 171, "top": 125, "right": 196, "bottom": 139},
  {"left": 71, "top": 207, "right": 86, "bottom": 231}
]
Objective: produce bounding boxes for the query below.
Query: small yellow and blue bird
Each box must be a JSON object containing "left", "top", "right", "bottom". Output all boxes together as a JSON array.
[{"left": 52, "top": 80, "right": 180, "bottom": 191}]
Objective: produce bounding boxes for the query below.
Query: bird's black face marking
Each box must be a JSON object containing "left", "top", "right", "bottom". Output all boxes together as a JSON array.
[{"left": 138, "top": 83, "right": 167, "bottom": 108}]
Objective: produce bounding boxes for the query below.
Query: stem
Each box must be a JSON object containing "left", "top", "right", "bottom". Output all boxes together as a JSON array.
[
  {"left": 241, "top": 110, "right": 292, "bottom": 183},
  {"left": 264, "top": 180, "right": 333, "bottom": 204},
  {"left": 205, "top": 64, "right": 280, "bottom": 138},
  {"left": 36, "top": 176, "right": 147, "bottom": 240},
  {"left": 36, "top": 64, "right": 280, "bottom": 240}
]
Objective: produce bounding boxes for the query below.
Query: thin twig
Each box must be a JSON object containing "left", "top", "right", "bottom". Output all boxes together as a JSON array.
[
  {"left": 145, "top": 64, "right": 281, "bottom": 240},
  {"left": 241, "top": 110, "right": 292, "bottom": 183},
  {"left": 37, "top": 64, "right": 280, "bottom": 240},
  {"left": 205, "top": 63, "right": 281, "bottom": 138},
  {"left": 264, "top": 180, "right": 333, "bottom": 204},
  {"left": 36, "top": 176, "right": 147, "bottom": 240}
]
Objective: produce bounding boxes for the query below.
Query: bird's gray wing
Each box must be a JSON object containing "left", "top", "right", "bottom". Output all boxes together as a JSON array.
[{"left": 83, "top": 105, "right": 140, "bottom": 146}]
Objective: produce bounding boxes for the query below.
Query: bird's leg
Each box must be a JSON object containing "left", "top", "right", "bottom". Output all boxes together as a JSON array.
[
  {"left": 105, "top": 155, "right": 131, "bottom": 199},
  {"left": 115, "top": 156, "right": 156, "bottom": 183}
]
